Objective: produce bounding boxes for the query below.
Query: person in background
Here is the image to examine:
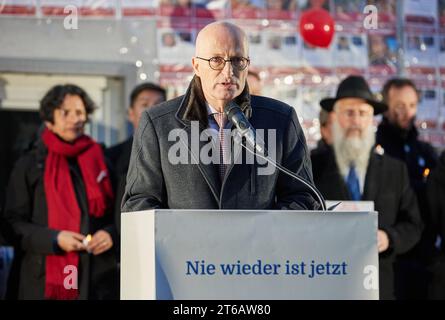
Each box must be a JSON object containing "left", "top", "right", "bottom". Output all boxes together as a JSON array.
[
  {"left": 311, "top": 75, "right": 423, "bottom": 300},
  {"left": 368, "top": 34, "right": 395, "bottom": 68},
  {"left": 4, "top": 84, "right": 118, "bottom": 299},
  {"left": 311, "top": 109, "right": 334, "bottom": 156},
  {"left": 106, "top": 83, "right": 166, "bottom": 234},
  {"left": 377, "top": 78, "right": 438, "bottom": 300},
  {"left": 247, "top": 69, "right": 263, "bottom": 96}
]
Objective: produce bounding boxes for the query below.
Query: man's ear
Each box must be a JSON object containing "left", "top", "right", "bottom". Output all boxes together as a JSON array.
[
  {"left": 128, "top": 107, "right": 135, "bottom": 124},
  {"left": 192, "top": 57, "right": 200, "bottom": 76}
]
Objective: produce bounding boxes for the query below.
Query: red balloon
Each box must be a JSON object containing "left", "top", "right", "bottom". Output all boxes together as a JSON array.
[{"left": 299, "top": 8, "right": 335, "bottom": 48}]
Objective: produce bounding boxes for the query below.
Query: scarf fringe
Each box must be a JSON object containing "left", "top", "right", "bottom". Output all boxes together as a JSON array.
[{"left": 45, "top": 284, "right": 79, "bottom": 300}]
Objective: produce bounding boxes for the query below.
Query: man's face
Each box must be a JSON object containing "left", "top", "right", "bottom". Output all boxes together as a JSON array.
[
  {"left": 320, "top": 111, "right": 335, "bottom": 145},
  {"left": 370, "top": 35, "right": 386, "bottom": 57},
  {"left": 45, "top": 94, "right": 87, "bottom": 142},
  {"left": 332, "top": 98, "right": 376, "bottom": 171},
  {"left": 129, "top": 89, "right": 165, "bottom": 130},
  {"left": 192, "top": 26, "right": 248, "bottom": 112},
  {"left": 335, "top": 98, "right": 374, "bottom": 139},
  {"left": 386, "top": 85, "right": 418, "bottom": 130}
]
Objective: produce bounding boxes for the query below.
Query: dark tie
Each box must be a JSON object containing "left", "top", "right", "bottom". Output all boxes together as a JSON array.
[
  {"left": 213, "top": 113, "right": 228, "bottom": 181},
  {"left": 346, "top": 164, "right": 361, "bottom": 201}
]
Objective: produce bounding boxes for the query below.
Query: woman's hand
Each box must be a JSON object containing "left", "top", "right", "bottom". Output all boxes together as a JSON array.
[
  {"left": 87, "top": 230, "right": 113, "bottom": 256},
  {"left": 57, "top": 231, "right": 86, "bottom": 252}
]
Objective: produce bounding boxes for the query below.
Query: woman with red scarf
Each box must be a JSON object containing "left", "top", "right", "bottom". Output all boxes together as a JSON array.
[{"left": 4, "top": 84, "right": 118, "bottom": 299}]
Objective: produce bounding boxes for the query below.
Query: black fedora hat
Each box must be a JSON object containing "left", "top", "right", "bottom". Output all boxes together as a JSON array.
[{"left": 320, "top": 75, "right": 387, "bottom": 115}]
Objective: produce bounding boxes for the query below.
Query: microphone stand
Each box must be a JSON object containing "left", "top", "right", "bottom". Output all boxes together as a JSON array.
[{"left": 233, "top": 133, "right": 328, "bottom": 211}]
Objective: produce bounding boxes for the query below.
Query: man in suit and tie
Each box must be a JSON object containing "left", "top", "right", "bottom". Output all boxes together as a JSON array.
[
  {"left": 311, "top": 75, "right": 423, "bottom": 300},
  {"left": 121, "top": 21, "right": 320, "bottom": 213}
]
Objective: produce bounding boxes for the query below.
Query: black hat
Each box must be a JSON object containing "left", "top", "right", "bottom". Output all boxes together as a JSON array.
[{"left": 320, "top": 75, "right": 387, "bottom": 115}]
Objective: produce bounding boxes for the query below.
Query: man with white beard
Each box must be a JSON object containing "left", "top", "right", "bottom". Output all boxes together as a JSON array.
[{"left": 311, "top": 75, "right": 423, "bottom": 300}]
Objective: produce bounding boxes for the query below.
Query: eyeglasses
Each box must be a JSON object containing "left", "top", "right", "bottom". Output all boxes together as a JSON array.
[{"left": 196, "top": 56, "right": 250, "bottom": 71}]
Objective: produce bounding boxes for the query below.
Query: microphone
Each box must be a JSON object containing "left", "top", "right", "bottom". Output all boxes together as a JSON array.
[
  {"left": 224, "top": 100, "right": 327, "bottom": 211},
  {"left": 224, "top": 101, "right": 265, "bottom": 155}
]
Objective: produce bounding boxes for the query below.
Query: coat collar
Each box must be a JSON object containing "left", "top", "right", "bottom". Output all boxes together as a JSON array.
[
  {"left": 378, "top": 116, "right": 418, "bottom": 143},
  {"left": 175, "top": 75, "right": 252, "bottom": 128}
]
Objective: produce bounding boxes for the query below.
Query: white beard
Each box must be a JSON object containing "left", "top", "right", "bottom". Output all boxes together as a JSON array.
[{"left": 332, "top": 120, "right": 375, "bottom": 180}]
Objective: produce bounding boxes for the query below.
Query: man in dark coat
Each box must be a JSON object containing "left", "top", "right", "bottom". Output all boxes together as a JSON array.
[
  {"left": 311, "top": 75, "right": 423, "bottom": 300},
  {"left": 426, "top": 151, "right": 445, "bottom": 299},
  {"left": 106, "top": 82, "right": 166, "bottom": 234},
  {"left": 122, "top": 21, "right": 321, "bottom": 212},
  {"left": 377, "top": 78, "right": 438, "bottom": 299}
]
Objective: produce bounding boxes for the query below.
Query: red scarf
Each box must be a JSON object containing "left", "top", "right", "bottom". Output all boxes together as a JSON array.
[{"left": 42, "top": 128, "right": 114, "bottom": 300}]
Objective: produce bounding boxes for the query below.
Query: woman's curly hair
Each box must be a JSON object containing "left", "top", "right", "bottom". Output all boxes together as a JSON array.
[{"left": 40, "top": 84, "right": 96, "bottom": 123}]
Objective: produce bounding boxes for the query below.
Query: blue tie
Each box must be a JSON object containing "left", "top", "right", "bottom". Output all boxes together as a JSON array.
[{"left": 346, "top": 165, "right": 361, "bottom": 201}]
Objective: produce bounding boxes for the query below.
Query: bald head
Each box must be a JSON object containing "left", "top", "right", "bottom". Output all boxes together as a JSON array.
[
  {"left": 195, "top": 21, "right": 249, "bottom": 57},
  {"left": 192, "top": 21, "right": 250, "bottom": 112}
]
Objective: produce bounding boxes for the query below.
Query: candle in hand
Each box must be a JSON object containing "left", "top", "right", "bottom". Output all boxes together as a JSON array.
[{"left": 83, "top": 234, "right": 92, "bottom": 251}]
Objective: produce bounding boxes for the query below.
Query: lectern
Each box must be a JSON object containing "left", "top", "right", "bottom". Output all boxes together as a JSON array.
[{"left": 121, "top": 210, "right": 379, "bottom": 300}]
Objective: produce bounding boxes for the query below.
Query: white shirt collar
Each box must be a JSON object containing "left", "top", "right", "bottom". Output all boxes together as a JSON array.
[{"left": 206, "top": 103, "right": 221, "bottom": 115}]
